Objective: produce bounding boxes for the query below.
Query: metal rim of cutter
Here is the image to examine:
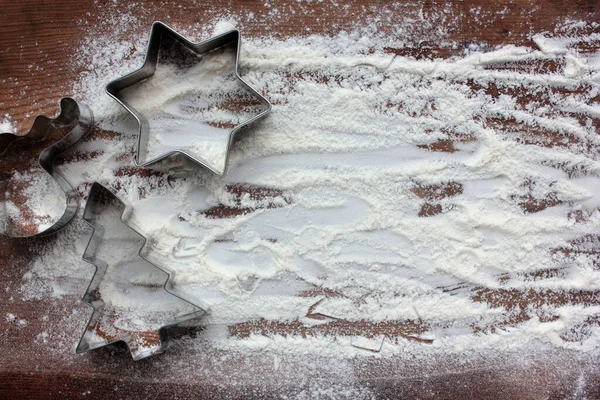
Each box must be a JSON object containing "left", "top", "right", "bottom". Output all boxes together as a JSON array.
[
  {"left": 76, "top": 182, "right": 206, "bottom": 360},
  {"left": 105, "top": 21, "right": 272, "bottom": 176},
  {"left": 0, "top": 98, "right": 94, "bottom": 238}
]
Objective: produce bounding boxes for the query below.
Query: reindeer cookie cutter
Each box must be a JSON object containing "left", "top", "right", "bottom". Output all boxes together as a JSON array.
[{"left": 0, "top": 98, "right": 93, "bottom": 237}]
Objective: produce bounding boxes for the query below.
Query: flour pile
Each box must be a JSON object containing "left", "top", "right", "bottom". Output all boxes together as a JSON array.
[
  {"left": 15, "top": 5, "right": 600, "bottom": 370},
  {"left": 0, "top": 115, "right": 17, "bottom": 134}
]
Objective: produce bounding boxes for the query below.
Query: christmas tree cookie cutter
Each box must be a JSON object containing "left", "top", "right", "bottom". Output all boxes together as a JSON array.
[
  {"left": 77, "top": 182, "right": 206, "bottom": 360},
  {"left": 106, "top": 21, "right": 272, "bottom": 176},
  {"left": 0, "top": 98, "right": 94, "bottom": 238}
]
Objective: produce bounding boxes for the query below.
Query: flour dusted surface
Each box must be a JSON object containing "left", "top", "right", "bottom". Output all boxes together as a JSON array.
[
  {"left": 0, "top": 115, "right": 17, "bottom": 134},
  {"left": 7, "top": 1, "right": 600, "bottom": 395}
]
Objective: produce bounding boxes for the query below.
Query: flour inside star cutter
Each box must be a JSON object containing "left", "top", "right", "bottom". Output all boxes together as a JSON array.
[
  {"left": 77, "top": 182, "right": 205, "bottom": 360},
  {"left": 106, "top": 22, "right": 272, "bottom": 175}
]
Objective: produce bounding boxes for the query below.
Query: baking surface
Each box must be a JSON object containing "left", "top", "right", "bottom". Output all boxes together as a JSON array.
[{"left": 1, "top": 0, "right": 600, "bottom": 399}]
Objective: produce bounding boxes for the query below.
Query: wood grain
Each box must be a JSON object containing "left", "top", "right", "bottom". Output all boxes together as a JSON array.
[{"left": 1, "top": 0, "right": 600, "bottom": 398}]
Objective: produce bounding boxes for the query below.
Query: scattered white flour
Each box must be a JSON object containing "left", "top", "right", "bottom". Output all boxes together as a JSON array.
[
  {"left": 0, "top": 114, "right": 16, "bottom": 133},
  {"left": 22, "top": 172, "right": 66, "bottom": 223},
  {"left": 0, "top": 170, "right": 67, "bottom": 236},
  {"left": 9, "top": 2, "right": 600, "bottom": 384},
  {"left": 74, "top": 192, "right": 203, "bottom": 359},
  {"left": 119, "top": 43, "right": 267, "bottom": 174},
  {"left": 5, "top": 312, "right": 28, "bottom": 327}
]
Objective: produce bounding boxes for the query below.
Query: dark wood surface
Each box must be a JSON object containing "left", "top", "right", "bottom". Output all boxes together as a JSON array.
[{"left": 1, "top": 0, "right": 600, "bottom": 399}]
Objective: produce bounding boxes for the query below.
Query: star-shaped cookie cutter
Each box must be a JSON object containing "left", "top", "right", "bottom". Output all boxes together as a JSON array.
[
  {"left": 106, "top": 21, "right": 272, "bottom": 175},
  {"left": 77, "top": 182, "right": 205, "bottom": 360},
  {"left": 0, "top": 98, "right": 93, "bottom": 237}
]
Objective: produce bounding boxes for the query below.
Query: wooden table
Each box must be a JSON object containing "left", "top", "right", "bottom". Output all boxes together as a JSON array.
[{"left": 1, "top": 1, "right": 599, "bottom": 398}]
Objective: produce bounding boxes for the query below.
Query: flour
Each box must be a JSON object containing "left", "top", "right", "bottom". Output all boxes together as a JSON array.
[
  {"left": 12, "top": 4, "right": 600, "bottom": 368},
  {"left": 5, "top": 312, "right": 27, "bottom": 327},
  {"left": 0, "top": 170, "right": 66, "bottom": 236},
  {"left": 22, "top": 171, "right": 67, "bottom": 228},
  {"left": 84, "top": 196, "right": 202, "bottom": 335},
  {"left": 118, "top": 43, "right": 266, "bottom": 174},
  {"left": 0, "top": 115, "right": 16, "bottom": 133}
]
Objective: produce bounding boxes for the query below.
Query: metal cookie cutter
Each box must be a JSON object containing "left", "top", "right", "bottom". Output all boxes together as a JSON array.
[
  {"left": 0, "top": 98, "right": 93, "bottom": 237},
  {"left": 77, "top": 182, "right": 205, "bottom": 360},
  {"left": 106, "top": 21, "right": 272, "bottom": 176}
]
